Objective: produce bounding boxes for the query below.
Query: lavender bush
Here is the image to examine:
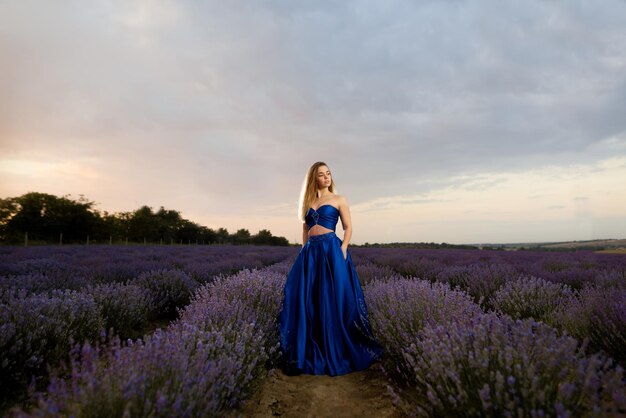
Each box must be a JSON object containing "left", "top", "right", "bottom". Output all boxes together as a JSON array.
[
  {"left": 19, "top": 321, "right": 264, "bottom": 418},
  {"left": 0, "top": 289, "right": 103, "bottom": 407},
  {"left": 394, "top": 257, "right": 444, "bottom": 281},
  {"left": 558, "top": 284, "right": 626, "bottom": 366},
  {"left": 14, "top": 258, "right": 68, "bottom": 276},
  {"left": 0, "top": 272, "right": 87, "bottom": 295},
  {"left": 593, "top": 269, "right": 626, "bottom": 289},
  {"left": 84, "top": 282, "right": 154, "bottom": 340},
  {"left": 491, "top": 275, "right": 576, "bottom": 327},
  {"left": 354, "top": 261, "right": 400, "bottom": 286},
  {"left": 134, "top": 269, "right": 199, "bottom": 319},
  {"left": 434, "top": 263, "right": 514, "bottom": 309},
  {"left": 397, "top": 312, "right": 625, "bottom": 417},
  {"left": 180, "top": 263, "right": 290, "bottom": 368},
  {"left": 365, "top": 277, "right": 484, "bottom": 385},
  {"left": 13, "top": 262, "right": 293, "bottom": 417}
]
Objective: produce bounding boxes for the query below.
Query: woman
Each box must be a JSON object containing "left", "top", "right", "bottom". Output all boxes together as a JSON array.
[{"left": 277, "top": 161, "right": 384, "bottom": 376}]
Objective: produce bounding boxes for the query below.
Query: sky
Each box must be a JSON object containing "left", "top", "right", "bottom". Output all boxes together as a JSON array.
[{"left": 1, "top": 0, "right": 626, "bottom": 245}]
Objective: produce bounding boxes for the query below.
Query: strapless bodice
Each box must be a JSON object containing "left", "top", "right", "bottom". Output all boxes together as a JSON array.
[{"left": 305, "top": 204, "right": 339, "bottom": 231}]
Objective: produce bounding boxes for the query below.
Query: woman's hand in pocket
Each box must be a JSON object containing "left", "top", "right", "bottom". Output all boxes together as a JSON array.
[{"left": 341, "top": 246, "right": 347, "bottom": 260}]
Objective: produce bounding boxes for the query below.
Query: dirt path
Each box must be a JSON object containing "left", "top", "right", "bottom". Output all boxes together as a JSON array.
[{"left": 230, "top": 363, "right": 405, "bottom": 418}]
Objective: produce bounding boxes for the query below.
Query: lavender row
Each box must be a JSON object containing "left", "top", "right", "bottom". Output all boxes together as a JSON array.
[
  {"left": 0, "top": 244, "right": 296, "bottom": 294},
  {"left": 490, "top": 276, "right": 626, "bottom": 366},
  {"left": 0, "top": 246, "right": 297, "bottom": 414},
  {"left": 1, "top": 288, "right": 104, "bottom": 408},
  {"left": 10, "top": 260, "right": 293, "bottom": 417},
  {"left": 364, "top": 276, "right": 626, "bottom": 416},
  {"left": 351, "top": 247, "right": 626, "bottom": 290},
  {"left": 352, "top": 249, "right": 626, "bottom": 366}
]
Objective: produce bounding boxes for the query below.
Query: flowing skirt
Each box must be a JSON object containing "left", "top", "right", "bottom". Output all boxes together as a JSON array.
[{"left": 277, "top": 231, "right": 384, "bottom": 376}]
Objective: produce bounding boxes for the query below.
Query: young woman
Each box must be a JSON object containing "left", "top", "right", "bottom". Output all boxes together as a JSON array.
[{"left": 277, "top": 161, "right": 384, "bottom": 376}]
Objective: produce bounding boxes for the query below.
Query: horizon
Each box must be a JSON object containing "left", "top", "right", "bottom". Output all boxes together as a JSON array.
[{"left": 1, "top": 1, "right": 626, "bottom": 245}]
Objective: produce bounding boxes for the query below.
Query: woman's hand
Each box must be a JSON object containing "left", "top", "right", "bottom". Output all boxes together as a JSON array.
[{"left": 341, "top": 246, "right": 347, "bottom": 260}]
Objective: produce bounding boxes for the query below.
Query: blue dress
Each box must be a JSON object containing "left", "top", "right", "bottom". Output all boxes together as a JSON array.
[{"left": 277, "top": 204, "right": 384, "bottom": 376}]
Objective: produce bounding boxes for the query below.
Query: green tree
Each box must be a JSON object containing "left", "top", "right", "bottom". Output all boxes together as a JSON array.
[
  {"left": 215, "top": 227, "right": 229, "bottom": 244},
  {"left": 232, "top": 228, "right": 251, "bottom": 245},
  {"left": 0, "top": 192, "right": 101, "bottom": 244},
  {"left": 154, "top": 206, "right": 183, "bottom": 243},
  {"left": 252, "top": 229, "right": 273, "bottom": 245},
  {"left": 177, "top": 219, "right": 202, "bottom": 243},
  {"left": 0, "top": 192, "right": 290, "bottom": 246}
]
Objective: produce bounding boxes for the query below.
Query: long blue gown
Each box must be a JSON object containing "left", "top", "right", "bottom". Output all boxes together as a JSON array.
[{"left": 277, "top": 204, "right": 384, "bottom": 376}]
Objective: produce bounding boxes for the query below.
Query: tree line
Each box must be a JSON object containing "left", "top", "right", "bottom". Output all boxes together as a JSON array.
[{"left": 0, "top": 192, "right": 290, "bottom": 246}]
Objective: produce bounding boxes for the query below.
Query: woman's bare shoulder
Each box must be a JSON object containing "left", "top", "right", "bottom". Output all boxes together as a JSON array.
[{"left": 334, "top": 194, "right": 348, "bottom": 208}]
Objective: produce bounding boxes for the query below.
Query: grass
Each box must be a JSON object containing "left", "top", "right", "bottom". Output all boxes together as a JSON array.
[{"left": 595, "top": 248, "right": 626, "bottom": 254}]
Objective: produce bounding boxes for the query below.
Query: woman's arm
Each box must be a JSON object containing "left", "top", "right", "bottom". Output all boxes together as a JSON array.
[
  {"left": 338, "top": 196, "right": 352, "bottom": 252},
  {"left": 302, "top": 222, "right": 308, "bottom": 247}
]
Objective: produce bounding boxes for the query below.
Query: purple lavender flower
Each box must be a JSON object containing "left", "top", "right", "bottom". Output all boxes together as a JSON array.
[
  {"left": 491, "top": 275, "right": 576, "bottom": 327},
  {"left": 400, "top": 313, "right": 625, "bottom": 416}
]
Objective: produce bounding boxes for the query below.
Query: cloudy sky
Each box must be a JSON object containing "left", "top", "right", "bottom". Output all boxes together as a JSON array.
[{"left": 1, "top": 0, "right": 625, "bottom": 245}]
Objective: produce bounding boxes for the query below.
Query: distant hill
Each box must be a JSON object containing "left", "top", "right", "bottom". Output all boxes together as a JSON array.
[
  {"left": 469, "top": 238, "right": 626, "bottom": 251},
  {"left": 357, "top": 241, "right": 478, "bottom": 249}
]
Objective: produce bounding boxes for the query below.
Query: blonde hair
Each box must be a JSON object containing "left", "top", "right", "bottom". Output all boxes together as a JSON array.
[{"left": 298, "top": 161, "right": 338, "bottom": 221}]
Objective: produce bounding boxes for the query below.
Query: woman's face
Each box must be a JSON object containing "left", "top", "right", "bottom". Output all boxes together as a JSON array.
[{"left": 316, "top": 166, "right": 331, "bottom": 189}]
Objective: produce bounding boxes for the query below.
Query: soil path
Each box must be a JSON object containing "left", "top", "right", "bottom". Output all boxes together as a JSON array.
[{"left": 231, "top": 363, "right": 405, "bottom": 418}]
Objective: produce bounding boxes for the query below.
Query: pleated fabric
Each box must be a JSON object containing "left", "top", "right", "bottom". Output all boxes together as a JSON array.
[{"left": 277, "top": 231, "right": 384, "bottom": 376}]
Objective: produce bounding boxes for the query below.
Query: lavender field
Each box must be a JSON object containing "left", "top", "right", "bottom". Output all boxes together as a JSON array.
[
  {"left": 1, "top": 245, "right": 625, "bottom": 417},
  {"left": 0, "top": 244, "right": 296, "bottom": 416}
]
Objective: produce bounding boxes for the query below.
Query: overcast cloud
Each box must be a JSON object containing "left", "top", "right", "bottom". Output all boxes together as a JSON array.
[{"left": 1, "top": 0, "right": 625, "bottom": 244}]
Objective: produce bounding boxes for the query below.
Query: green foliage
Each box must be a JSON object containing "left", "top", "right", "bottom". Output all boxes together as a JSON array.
[{"left": 0, "top": 192, "right": 289, "bottom": 246}]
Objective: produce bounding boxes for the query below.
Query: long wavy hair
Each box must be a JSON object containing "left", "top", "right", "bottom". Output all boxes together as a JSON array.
[{"left": 298, "top": 161, "right": 338, "bottom": 222}]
